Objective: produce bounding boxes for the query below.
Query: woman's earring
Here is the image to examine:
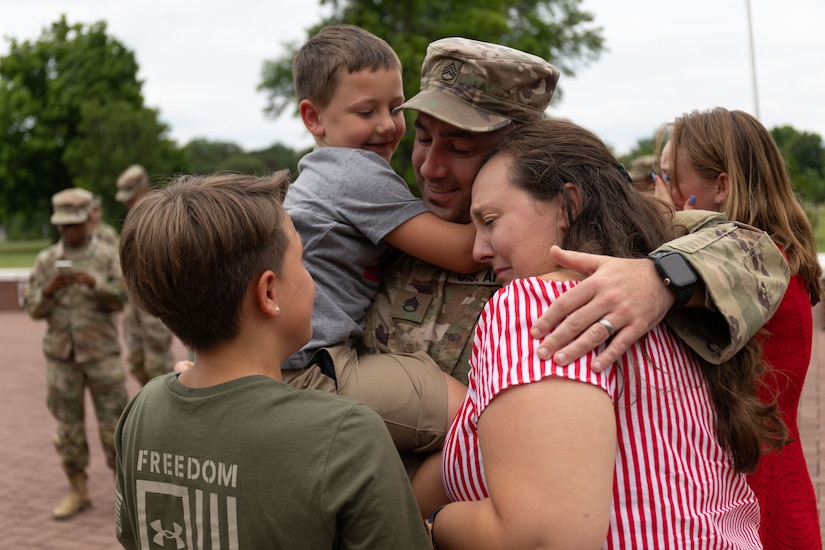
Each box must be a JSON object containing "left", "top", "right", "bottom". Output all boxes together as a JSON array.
[{"left": 275, "top": 306, "right": 281, "bottom": 314}]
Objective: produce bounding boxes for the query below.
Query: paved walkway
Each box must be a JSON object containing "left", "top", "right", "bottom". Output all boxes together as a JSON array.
[
  {"left": 0, "top": 312, "right": 188, "bottom": 549},
  {"left": 0, "top": 307, "right": 822, "bottom": 548},
  {"left": 802, "top": 303, "right": 825, "bottom": 539}
]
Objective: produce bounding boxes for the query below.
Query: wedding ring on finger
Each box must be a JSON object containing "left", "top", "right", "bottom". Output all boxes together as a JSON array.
[{"left": 596, "top": 318, "right": 615, "bottom": 338}]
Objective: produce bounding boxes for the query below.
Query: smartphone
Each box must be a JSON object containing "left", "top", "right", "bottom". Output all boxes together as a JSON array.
[{"left": 55, "top": 260, "right": 73, "bottom": 272}]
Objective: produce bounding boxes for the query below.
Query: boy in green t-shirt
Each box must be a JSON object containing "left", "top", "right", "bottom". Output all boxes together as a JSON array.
[{"left": 114, "top": 171, "right": 430, "bottom": 549}]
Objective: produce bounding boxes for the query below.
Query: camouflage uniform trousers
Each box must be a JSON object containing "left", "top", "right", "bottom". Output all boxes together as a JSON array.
[
  {"left": 46, "top": 353, "right": 128, "bottom": 474},
  {"left": 122, "top": 302, "right": 174, "bottom": 386}
]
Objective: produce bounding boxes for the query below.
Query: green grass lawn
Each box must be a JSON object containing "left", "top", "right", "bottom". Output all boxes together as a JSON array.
[
  {"left": 812, "top": 204, "right": 825, "bottom": 254},
  {"left": 0, "top": 239, "right": 49, "bottom": 268}
]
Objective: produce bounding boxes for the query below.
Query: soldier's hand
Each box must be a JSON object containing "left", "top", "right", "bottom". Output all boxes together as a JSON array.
[
  {"left": 529, "top": 246, "right": 674, "bottom": 372},
  {"left": 72, "top": 269, "right": 97, "bottom": 288},
  {"left": 43, "top": 272, "right": 74, "bottom": 296}
]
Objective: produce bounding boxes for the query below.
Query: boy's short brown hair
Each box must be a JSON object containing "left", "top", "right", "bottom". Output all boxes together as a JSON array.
[
  {"left": 293, "top": 24, "right": 401, "bottom": 108},
  {"left": 120, "top": 171, "right": 291, "bottom": 352}
]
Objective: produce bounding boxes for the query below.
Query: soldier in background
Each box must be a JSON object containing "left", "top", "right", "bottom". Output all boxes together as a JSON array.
[
  {"left": 115, "top": 165, "right": 175, "bottom": 385},
  {"left": 627, "top": 154, "right": 657, "bottom": 194},
  {"left": 89, "top": 194, "right": 119, "bottom": 247},
  {"left": 23, "top": 188, "right": 128, "bottom": 520}
]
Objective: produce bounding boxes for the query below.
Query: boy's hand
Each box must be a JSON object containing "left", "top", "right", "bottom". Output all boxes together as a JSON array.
[{"left": 175, "top": 360, "right": 193, "bottom": 373}]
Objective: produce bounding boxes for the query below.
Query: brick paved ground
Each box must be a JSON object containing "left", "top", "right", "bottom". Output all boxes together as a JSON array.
[
  {"left": 801, "top": 303, "right": 825, "bottom": 539},
  {"left": 0, "top": 311, "right": 187, "bottom": 549},
  {"left": 0, "top": 307, "right": 822, "bottom": 549}
]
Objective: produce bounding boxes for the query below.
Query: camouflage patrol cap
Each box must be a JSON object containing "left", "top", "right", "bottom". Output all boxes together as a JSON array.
[
  {"left": 50, "top": 187, "right": 93, "bottom": 225},
  {"left": 628, "top": 155, "right": 656, "bottom": 183},
  {"left": 399, "top": 37, "right": 560, "bottom": 132},
  {"left": 115, "top": 164, "right": 150, "bottom": 203}
]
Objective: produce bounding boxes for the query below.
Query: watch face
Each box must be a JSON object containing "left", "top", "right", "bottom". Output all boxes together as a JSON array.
[{"left": 658, "top": 253, "right": 698, "bottom": 288}]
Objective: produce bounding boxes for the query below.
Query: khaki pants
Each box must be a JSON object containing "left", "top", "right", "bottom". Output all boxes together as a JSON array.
[{"left": 282, "top": 346, "right": 448, "bottom": 453}]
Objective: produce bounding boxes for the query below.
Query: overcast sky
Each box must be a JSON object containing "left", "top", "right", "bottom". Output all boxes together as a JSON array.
[{"left": 2, "top": 0, "right": 823, "bottom": 157}]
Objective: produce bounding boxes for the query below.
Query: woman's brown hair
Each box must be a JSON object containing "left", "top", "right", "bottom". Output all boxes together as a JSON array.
[{"left": 485, "top": 118, "right": 786, "bottom": 472}]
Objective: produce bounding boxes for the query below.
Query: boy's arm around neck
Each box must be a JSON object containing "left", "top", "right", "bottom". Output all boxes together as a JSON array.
[{"left": 384, "top": 211, "right": 486, "bottom": 273}]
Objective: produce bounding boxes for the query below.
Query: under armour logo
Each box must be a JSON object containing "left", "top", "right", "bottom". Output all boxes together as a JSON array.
[
  {"left": 403, "top": 296, "right": 420, "bottom": 313},
  {"left": 440, "top": 62, "right": 458, "bottom": 83},
  {"left": 151, "top": 519, "right": 185, "bottom": 549}
]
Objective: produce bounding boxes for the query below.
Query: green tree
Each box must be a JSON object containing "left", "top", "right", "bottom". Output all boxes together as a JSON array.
[
  {"left": 183, "top": 139, "right": 304, "bottom": 178},
  {"left": 249, "top": 143, "right": 306, "bottom": 177},
  {"left": 184, "top": 138, "right": 246, "bottom": 172},
  {"left": 258, "top": 0, "right": 604, "bottom": 185},
  {"left": 770, "top": 125, "right": 825, "bottom": 203},
  {"left": 0, "top": 16, "right": 186, "bottom": 231},
  {"left": 619, "top": 135, "right": 656, "bottom": 167}
]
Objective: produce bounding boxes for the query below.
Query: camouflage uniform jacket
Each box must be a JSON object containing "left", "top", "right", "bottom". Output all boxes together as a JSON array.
[
  {"left": 360, "top": 253, "right": 498, "bottom": 385},
  {"left": 360, "top": 211, "right": 790, "bottom": 383},
  {"left": 659, "top": 210, "right": 788, "bottom": 364},
  {"left": 96, "top": 221, "right": 120, "bottom": 248},
  {"left": 24, "top": 236, "right": 126, "bottom": 363}
]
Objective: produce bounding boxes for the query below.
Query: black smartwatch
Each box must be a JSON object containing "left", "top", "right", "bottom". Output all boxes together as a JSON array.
[{"left": 649, "top": 251, "right": 698, "bottom": 310}]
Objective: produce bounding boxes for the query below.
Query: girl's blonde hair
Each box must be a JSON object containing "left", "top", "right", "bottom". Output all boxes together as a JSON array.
[{"left": 664, "top": 108, "right": 821, "bottom": 305}]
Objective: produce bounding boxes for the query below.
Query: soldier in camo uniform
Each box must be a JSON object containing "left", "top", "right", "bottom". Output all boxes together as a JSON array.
[
  {"left": 88, "top": 194, "right": 120, "bottom": 247},
  {"left": 627, "top": 154, "right": 657, "bottom": 194},
  {"left": 275, "top": 38, "right": 788, "bottom": 511},
  {"left": 115, "top": 164, "right": 175, "bottom": 385},
  {"left": 279, "top": 36, "right": 789, "bottom": 429},
  {"left": 359, "top": 37, "right": 789, "bottom": 390},
  {"left": 23, "top": 188, "right": 129, "bottom": 520},
  {"left": 353, "top": 42, "right": 791, "bottom": 513}
]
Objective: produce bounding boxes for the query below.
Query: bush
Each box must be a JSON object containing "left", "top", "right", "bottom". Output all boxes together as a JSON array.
[{"left": 3, "top": 211, "right": 52, "bottom": 240}]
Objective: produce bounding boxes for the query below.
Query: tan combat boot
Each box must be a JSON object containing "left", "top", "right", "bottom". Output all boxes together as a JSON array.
[{"left": 52, "top": 471, "right": 92, "bottom": 520}]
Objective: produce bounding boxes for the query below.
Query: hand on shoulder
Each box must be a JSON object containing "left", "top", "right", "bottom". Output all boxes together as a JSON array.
[{"left": 530, "top": 246, "right": 672, "bottom": 372}]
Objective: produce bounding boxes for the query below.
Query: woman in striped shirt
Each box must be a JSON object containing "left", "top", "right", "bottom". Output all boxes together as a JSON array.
[{"left": 428, "top": 118, "right": 786, "bottom": 549}]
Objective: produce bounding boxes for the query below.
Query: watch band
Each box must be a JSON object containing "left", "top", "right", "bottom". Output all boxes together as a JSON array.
[
  {"left": 668, "top": 282, "right": 694, "bottom": 310},
  {"left": 426, "top": 504, "right": 446, "bottom": 549}
]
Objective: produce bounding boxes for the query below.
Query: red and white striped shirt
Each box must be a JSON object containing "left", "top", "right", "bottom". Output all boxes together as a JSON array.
[{"left": 442, "top": 277, "right": 762, "bottom": 549}]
